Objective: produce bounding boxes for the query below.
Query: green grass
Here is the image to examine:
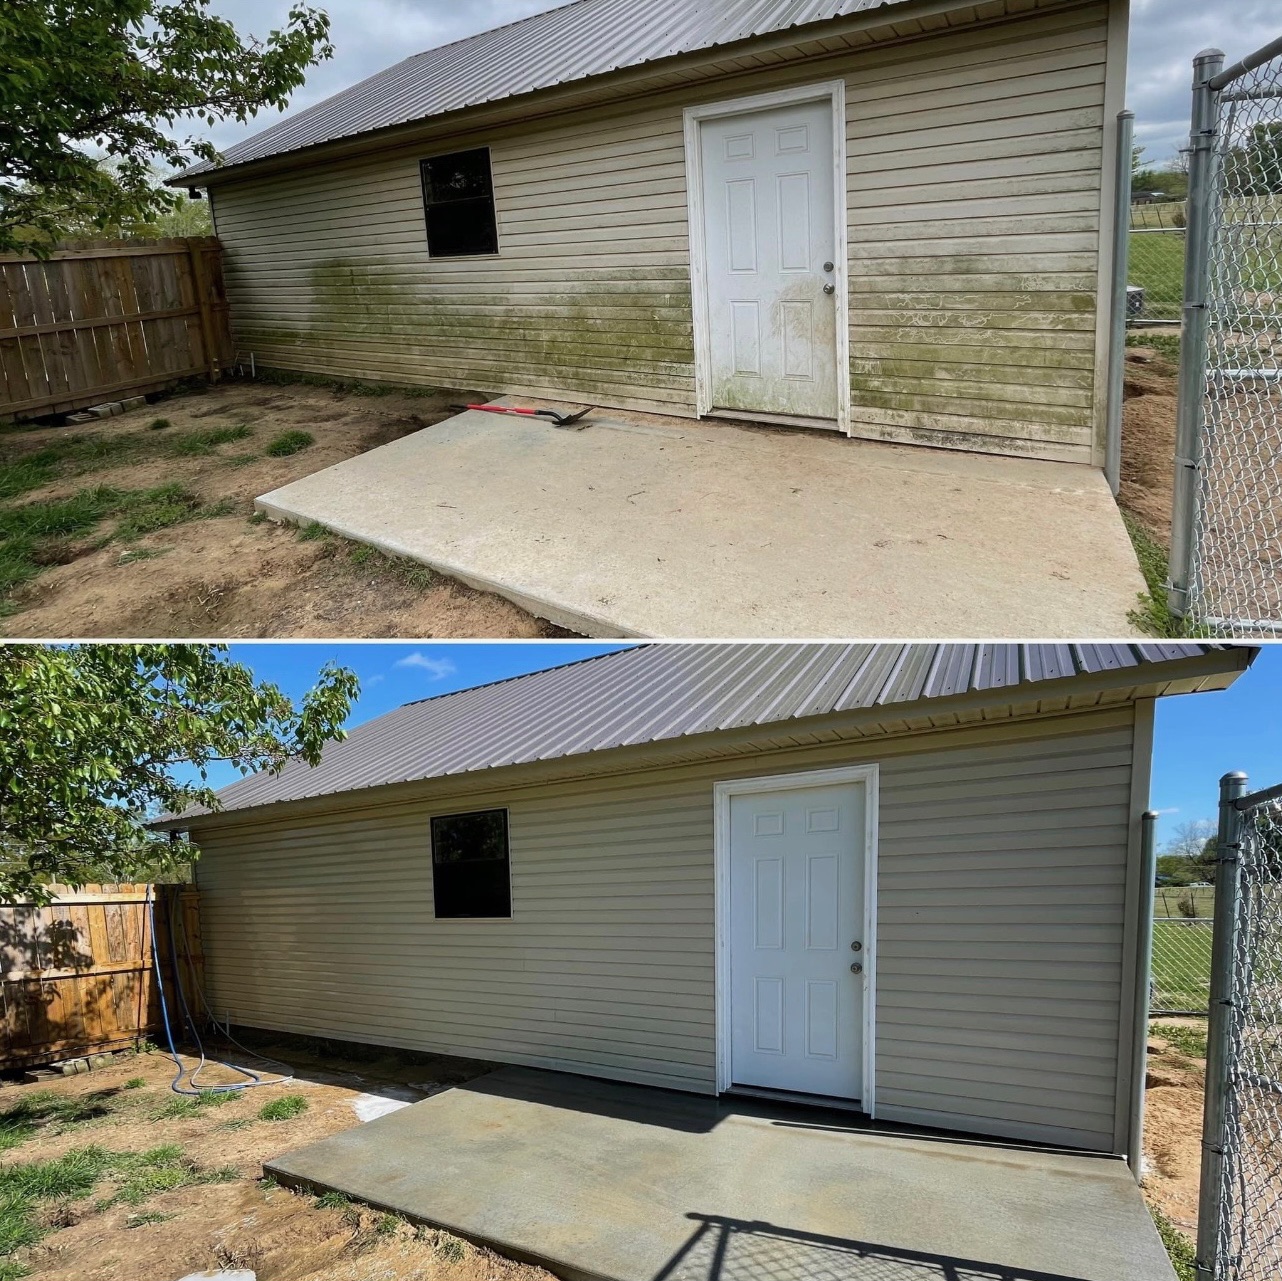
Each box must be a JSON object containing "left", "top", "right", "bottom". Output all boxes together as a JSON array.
[
  {"left": 314, "top": 1190, "right": 349, "bottom": 1209},
  {"left": 147, "top": 418, "right": 171, "bottom": 431},
  {"left": 0, "top": 1143, "right": 219, "bottom": 1273},
  {"left": 166, "top": 424, "right": 253, "bottom": 456},
  {"left": 1123, "top": 513, "right": 1178, "bottom": 638},
  {"left": 1152, "top": 1021, "right": 1209, "bottom": 1059},
  {"left": 0, "top": 1090, "right": 114, "bottom": 1153},
  {"left": 265, "top": 430, "right": 314, "bottom": 457},
  {"left": 436, "top": 1237, "right": 466, "bottom": 1263},
  {"left": 124, "top": 1210, "right": 175, "bottom": 1229},
  {"left": 1128, "top": 230, "right": 1186, "bottom": 322},
  {"left": 122, "top": 1078, "right": 146, "bottom": 1091},
  {"left": 257, "top": 1094, "right": 308, "bottom": 1122},
  {"left": 1154, "top": 887, "right": 1216, "bottom": 918},
  {"left": 1150, "top": 1206, "right": 1196, "bottom": 1281},
  {"left": 1127, "top": 332, "right": 1182, "bottom": 364},
  {"left": 1152, "top": 919, "right": 1214, "bottom": 1012},
  {"left": 295, "top": 521, "right": 329, "bottom": 542},
  {"left": 153, "top": 1090, "right": 237, "bottom": 1121}
]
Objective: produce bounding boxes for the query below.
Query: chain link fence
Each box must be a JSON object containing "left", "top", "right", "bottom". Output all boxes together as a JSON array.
[
  {"left": 1198, "top": 777, "right": 1282, "bottom": 1281},
  {"left": 1129, "top": 204, "right": 1186, "bottom": 325},
  {"left": 1152, "top": 916, "right": 1214, "bottom": 1014},
  {"left": 1170, "top": 38, "right": 1282, "bottom": 637}
]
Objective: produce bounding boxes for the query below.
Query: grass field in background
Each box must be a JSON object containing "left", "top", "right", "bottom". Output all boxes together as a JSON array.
[
  {"left": 1154, "top": 887, "right": 1215, "bottom": 917},
  {"left": 1129, "top": 229, "right": 1186, "bottom": 322},
  {"left": 1151, "top": 917, "right": 1214, "bottom": 1012}
]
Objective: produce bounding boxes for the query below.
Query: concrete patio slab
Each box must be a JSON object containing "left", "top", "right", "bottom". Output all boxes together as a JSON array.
[
  {"left": 265, "top": 1067, "right": 1175, "bottom": 1281},
  {"left": 256, "top": 403, "right": 1147, "bottom": 638}
]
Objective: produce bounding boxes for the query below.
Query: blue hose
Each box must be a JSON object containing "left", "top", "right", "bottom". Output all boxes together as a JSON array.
[{"left": 147, "top": 887, "right": 286, "bottom": 1096}]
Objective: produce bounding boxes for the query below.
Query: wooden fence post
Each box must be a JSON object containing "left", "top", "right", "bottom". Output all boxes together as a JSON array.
[{"left": 187, "top": 239, "right": 221, "bottom": 383}]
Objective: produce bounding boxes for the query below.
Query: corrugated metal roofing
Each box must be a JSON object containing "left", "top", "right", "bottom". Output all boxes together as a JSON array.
[
  {"left": 183, "top": 0, "right": 919, "bottom": 178},
  {"left": 173, "top": 642, "right": 1241, "bottom": 822}
]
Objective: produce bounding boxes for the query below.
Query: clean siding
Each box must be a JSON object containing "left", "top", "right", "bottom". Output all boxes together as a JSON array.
[
  {"left": 192, "top": 703, "right": 1138, "bottom": 1151},
  {"left": 209, "top": 1, "right": 1112, "bottom": 462}
]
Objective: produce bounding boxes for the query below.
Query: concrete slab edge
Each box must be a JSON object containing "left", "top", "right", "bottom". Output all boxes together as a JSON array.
[
  {"left": 253, "top": 496, "right": 646, "bottom": 640},
  {"left": 262, "top": 1163, "right": 611, "bottom": 1281}
]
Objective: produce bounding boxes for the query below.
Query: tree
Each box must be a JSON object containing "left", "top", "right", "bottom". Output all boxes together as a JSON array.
[
  {"left": 0, "top": 644, "right": 358, "bottom": 901},
  {"left": 1158, "top": 818, "right": 1219, "bottom": 886},
  {"left": 0, "top": 1, "right": 333, "bottom": 257}
]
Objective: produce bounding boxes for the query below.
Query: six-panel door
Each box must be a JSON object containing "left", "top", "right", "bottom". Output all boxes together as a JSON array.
[
  {"left": 728, "top": 781, "right": 865, "bottom": 1100},
  {"left": 698, "top": 99, "right": 839, "bottom": 422}
]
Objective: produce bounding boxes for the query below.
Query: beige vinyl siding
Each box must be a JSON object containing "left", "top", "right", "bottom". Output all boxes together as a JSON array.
[
  {"left": 191, "top": 703, "right": 1139, "bottom": 1151},
  {"left": 209, "top": 0, "right": 1114, "bottom": 462}
]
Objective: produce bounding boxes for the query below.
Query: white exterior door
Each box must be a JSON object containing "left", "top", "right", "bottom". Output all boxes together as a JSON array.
[
  {"left": 728, "top": 780, "right": 866, "bottom": 1100},
  {"left": 697, "top": 98, "right": 839, "bottom": 422}
]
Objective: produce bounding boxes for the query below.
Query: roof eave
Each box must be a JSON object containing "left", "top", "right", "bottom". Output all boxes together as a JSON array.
[
  {"left": 170, "top": 0, "right": 1029, "bottom": 190},
  {"left": 152, "top": 646, "right": 1256, "bottom": 833}
]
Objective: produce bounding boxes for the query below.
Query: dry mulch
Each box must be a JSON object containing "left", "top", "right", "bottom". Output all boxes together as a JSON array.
[
  {"left": 1142, "top": 1019, "right": 1208, "bottom": 1245},
  {"left": 5, "top": 1045, "right": 551, "bottom": 1281},
  {"left": 0, "top": 380, "right": 570, "bottom": 639},
  {"left": 1120, "top": 346, "right": 1179, "bottom": 547}
]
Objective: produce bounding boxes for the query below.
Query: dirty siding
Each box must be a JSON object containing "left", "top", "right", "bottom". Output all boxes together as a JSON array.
[
  {"left": 189, "top": 703, "right": 1140, "bottom": 1152},
  {"left": 210, "top": 1, "right": 1113, "bottom": 463}
]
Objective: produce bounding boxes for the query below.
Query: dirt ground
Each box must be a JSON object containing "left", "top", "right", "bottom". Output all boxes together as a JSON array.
[
  {"left": 1143, "top": 1018, "right": 1208, "bottom": 1245},
  {"left": 0, "top": 379, "right": 571, "bottom": 638},
  {"left": 1120, "top": 343, "right": 1180, "bottom": 547},
  {"left": 3, "top": 1042, "right": 552, "bottom": 1281}
]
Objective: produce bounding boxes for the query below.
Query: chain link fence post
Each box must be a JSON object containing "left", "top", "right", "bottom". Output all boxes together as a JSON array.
[
  {"left": 1107, "top": 110, "right": 1134, "bottom": 495},
  {"left": 1169, "top": 49, "right": 1226, "bottom": 621},
  {"left": 1196, "top": 770, "right": 1247, "bottom": 1280}
]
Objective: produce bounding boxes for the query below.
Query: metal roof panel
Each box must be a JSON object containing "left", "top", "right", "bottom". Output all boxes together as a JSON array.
[{"left": 170, "top": 643, "right": 1247, "bottom": 822}]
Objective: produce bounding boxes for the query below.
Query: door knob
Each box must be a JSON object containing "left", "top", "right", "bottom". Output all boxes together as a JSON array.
[
  {"left": 823, "top": 283, "right": 835, "bottom": 295},
  {"left": 850, "top": 962, "right": 863, "bottom": 974}
]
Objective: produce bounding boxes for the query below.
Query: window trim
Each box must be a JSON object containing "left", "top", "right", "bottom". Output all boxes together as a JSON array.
[
  {"left": 418, "top": 146, "right": 501, "bottom": 260},
  {"left": 429, "top": 805, "right": 513, "bottom": 920}
]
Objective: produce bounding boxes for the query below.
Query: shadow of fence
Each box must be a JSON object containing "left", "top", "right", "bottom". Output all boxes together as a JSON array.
[{"left": 654, "top": 1214, "right": 1087, "bottom": 1281}]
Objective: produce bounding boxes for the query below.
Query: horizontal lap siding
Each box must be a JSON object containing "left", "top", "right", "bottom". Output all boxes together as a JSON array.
[
  {"left": 209, "top": 1, "right": 1111, "bottom": 461},
  {"left": 212, "top": 109, "right": 696, "bottom": 415},
  {"left": 845, "top": 2, "right": 1110, "bottom": 462},
  {"left": 193, "top": 704, "right": 1136, "bottom": 1148}
]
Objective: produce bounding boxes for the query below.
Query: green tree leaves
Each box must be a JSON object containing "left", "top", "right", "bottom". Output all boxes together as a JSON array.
[
  {"left": 0, "top": 644, "right": 357, "bottom": 900},
  {"left": 0, "top": 1, "right": 332, "bottom": 255}
]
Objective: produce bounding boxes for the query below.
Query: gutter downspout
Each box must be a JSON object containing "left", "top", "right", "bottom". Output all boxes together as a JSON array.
[{"left": 1128, "top": 809, "right": 1158, "bottom": 1181}]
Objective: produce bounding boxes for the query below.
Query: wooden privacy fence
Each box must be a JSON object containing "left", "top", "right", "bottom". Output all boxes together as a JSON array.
[
  {"left": 0, "top": 238, "right": 232, "bottom": 423},
  {"left": 0, "top": 883, "right": 203, "bottom": 1069}
]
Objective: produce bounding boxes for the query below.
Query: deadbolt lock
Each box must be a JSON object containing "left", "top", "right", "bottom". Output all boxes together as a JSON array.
[
  {"left": 850, "top": 962, "right": 863, "bottom": 975},
  {"left": 851, "top": 940, "right": 862, "bottom": 952},
  {"left": 823, "top": 261, "right": 834, "bottom": 272}
]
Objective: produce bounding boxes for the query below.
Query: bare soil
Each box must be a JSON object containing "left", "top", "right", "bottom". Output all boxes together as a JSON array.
[
  {"left": 0, "top": 380, "right": 571, "bottom": 638},
  {"left": 4, "top": 1044, "right": 552, "bottom": 1281},
  {"left": 1143, "top": 1018, "right": 1208, "bottom": 1245},
  {"left": 1120, "top": 346, "right": 1179, "bottom": 547}
]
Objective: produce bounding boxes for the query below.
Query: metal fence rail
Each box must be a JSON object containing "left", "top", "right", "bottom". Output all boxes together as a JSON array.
[
  {"left": 1170, "top": 37, "right": 1282, "bottom": 637},
  {"left": 1197, "top": 773, "right": 1282, "bottom": 1281}
]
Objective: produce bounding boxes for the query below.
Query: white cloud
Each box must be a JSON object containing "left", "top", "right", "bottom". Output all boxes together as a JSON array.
[
  {"left": 1153, "top": 807, "right": 1181, "bottom": 816},
  {"left": 393, "top": 652, "right": 458, "bottom": 681},
  {"left": 365, "top": 673, "right": 385, "bottom": 687}
]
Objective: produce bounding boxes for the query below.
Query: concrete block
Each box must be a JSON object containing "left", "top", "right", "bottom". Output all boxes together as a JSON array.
[
  {"left": 89, "top": 1053, "right": 112, "bottom": 1069},
  {"left": 67, "top": 412, "right": 95, "bottom": 423},
  {"left": 21, "top": 1069, "right": 59, "bottom": 1084},
  {"left": 85, "top": 402, "right": 122, "bottom": 419},
  {"left": 120, "top": 396, "right": 147, "bottom": 411}
]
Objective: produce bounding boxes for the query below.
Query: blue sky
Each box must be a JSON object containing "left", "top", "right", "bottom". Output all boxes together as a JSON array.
[{"left": 189, "top": 643, "right": 1281, "bottom": 853}]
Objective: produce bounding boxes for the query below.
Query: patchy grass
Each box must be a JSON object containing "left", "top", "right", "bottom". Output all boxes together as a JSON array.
[
  {"left": 123, "top": 1078, "right": 146, "bottom": 1091},
  {"left": 1150, "top": 1206, "right": 1196, "bottom": 1281},
  {"left": 0, "top": 1143, "right": 232, "bottom": 1275},
  {"left": 1153, "top": 1021, "right": 1209, "bottom": 1059},
  {"left": 1123, "top": 512, "right": 1183, "bottom": 638},
  {"left": 167, "top": 424, "right": 253, "bottom": 457},
  {"left": 147, "top": 418, "right": 171, "bottom": 431},
  {"left": 125, "top": 1210, "right": 175, "bottom": 1229},
  {"left": 0, "top": 482, "right": 238, "bottom": 602},
  {"left": 295, "top": 521, "right": 329, "bottom": 542},
  {"left": 258, "top": 1094, "right": 308, "bottom": 1122},
  {"left": 153, "top": 1090, "right": 239, "bottom": 1121},
  {"left": 266, "top": 430, "right": 314, "bottom": 457},
  {"left": 436, "top": 1237, "right": 467, "bottom": 1264},
  {"left": 1127, "top": 332, "right": 1182, "bottom": 364},
  {"left": 314, "top": 1190, "right": 349, "bottom": 1210},
  {"left": 0, "top": 1090, "right": 115, "bottom": 1153}
]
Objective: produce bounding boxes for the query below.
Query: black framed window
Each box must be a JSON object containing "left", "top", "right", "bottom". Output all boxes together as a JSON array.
[
  {"left": 430, "top": 808, "right": 510, "bottom": 918},
  {"left": 419, "top": 148, "right": 499, "bottom": 258}
]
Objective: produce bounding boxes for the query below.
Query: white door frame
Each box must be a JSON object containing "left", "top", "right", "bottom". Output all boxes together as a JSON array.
[
  {"left": 684, "top": 80, "right": 852, "bottom": 435},
  {"left": 713, "top": 762, "right": 878, "bottom": 1112}
]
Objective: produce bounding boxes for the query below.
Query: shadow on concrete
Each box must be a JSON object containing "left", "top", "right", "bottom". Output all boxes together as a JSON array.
[{"left": 654, "top": 1214, "right": 1087, "bottom": 1281}]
